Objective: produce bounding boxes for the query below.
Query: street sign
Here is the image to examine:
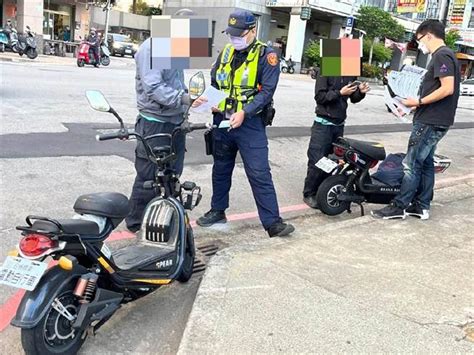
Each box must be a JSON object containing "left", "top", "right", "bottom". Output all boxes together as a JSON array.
[{"left": 345, "top": 16, "right": 354, "bottom": 35}]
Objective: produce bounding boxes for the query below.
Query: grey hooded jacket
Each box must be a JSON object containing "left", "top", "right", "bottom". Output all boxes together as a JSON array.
[{"left": 135, "top": 38, "right": 189, "bottom": 124}]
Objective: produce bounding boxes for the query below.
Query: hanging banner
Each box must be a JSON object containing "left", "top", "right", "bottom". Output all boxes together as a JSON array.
[
  {"left": 448, "top": 0, "right": 467, "bottom": 25},
  {"left": 385, "top": 38, "right": 408, "bottom": 53},
  {"left": 397, "top": 0, "right": 427, "bottom": 14}
]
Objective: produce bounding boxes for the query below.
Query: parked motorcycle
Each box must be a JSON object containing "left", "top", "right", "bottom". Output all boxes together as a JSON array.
[
  {"left": 1, "top": 72, "right": 210, "bottom": 355},
  {"left": 309, "top": 66, "right": 319, "bottom": 80},
  {"left": 77, "top": 41, "right": 110, "bottom": 67},
  {"left": 0, "top": 25, "right": 37, "bottom": 59},
  {"left": 315, "top": 136, "right": 451, "bottom": 217},
  {"left": 280, "top": 56, "right": 295, "bottom": 74},
  {"left": 0, "top": 29, "right": 8, "bottom": 52}
]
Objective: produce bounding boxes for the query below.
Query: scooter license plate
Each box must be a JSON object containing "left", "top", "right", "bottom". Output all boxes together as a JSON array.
[
  {"left": 315, "top": 157, "right": 338, "bottom": 173},
  {"left": 125, "top": 49, "right": 132, "bottom": 54},
  {"left": 0, "top": 256, "right": 48, "bottom": 291}
]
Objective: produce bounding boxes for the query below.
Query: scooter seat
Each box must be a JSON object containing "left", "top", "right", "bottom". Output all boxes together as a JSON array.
[
  {"left": 112, "top": 243, "right": 174, "bottom": 271},
  {"left": 30, "top": 219, "right": 100, "bottom": 235},
  {"left": 344, "top": 138, "right": 386, "bottom": 161},
  {"left": 74, "top": 192, "right": 130, "bottom": 219}
]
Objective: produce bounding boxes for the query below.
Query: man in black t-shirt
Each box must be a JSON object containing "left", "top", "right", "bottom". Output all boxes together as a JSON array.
[{"left": 373, "top": 19, "right": 460, "bottom": 220}]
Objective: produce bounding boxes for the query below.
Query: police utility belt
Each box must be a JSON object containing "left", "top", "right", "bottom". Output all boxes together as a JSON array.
[{"left": 223, "top": 90, "right": 275, "bottom": 127}]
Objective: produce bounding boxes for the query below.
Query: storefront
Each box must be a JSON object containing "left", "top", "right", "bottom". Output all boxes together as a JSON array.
[{"left": 42, "top": 0, "right": 73, "bottom": 40}]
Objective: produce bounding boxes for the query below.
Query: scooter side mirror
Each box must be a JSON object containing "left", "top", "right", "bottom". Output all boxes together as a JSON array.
[
  {"left": 85, "top": 90, "right": 111, "bottom": 113},
  {"left": 189, "top": 71, "right": 205, "bottom": 100}
]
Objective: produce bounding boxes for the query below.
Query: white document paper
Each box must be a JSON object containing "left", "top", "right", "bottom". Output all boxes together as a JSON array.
[
  {"left": 191, "top": 86, "right": 228, "bottom": 113},
  {"left": 387, "top": 65, "right": 427, "bottom": 99},
  {"left": 384, "top": 87, "right": 411, "bottom": 123}
]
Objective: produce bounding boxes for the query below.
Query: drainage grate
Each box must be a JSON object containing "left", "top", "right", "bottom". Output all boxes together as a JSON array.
[{"left": 192, "top": 243, "right": 220, "bottom": 275}]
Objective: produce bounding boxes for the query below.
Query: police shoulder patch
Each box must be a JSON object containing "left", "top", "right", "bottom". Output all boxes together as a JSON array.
[{"left": 267, "top": 52, "right": 278, "bottom": 66}]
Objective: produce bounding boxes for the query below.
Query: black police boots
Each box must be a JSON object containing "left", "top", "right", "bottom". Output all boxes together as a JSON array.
[
  {"left": 267, "top": 221, "right": 295, "bottom": 238},
  {"left": 196, "top": 209, "right": 227, "bottom": 227}
]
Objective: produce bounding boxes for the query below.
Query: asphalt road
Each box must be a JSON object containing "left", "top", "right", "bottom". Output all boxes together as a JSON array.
[{"left": 0, "top": 58, "right": 473, "bottom": 354}]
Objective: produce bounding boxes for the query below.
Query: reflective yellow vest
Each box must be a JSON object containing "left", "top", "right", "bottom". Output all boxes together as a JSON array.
[{"left": 215, "top": 40, "right": 265, "bottom": 112}]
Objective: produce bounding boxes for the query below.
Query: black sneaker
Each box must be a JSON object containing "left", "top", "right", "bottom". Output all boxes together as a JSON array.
[
  {"left": 371, "top": 202, "right": 406, "bottom": 220},
  {"left": 267, "top": 222, "right": 295, "bottom": 238},
  {"left": 127, "top": 224, "right": 141, "bottom": 233},
  {"left": 406, "top": 203, "right": 430, "bottom": 220},
  {"left": 303, "top": 196, "right": 319, "bottom": 209},
  {"left": 196, "top": 209, "right": 227, "bottom": 227}
]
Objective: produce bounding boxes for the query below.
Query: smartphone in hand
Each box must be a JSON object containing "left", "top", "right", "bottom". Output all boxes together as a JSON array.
[{"left": 349, "top": 80, "right": 362, "bottom": 88}]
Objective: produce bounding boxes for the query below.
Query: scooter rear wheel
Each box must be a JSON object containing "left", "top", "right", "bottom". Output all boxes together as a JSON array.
[
  {"left": 100, "top": 56, "right": 110, "bottom": 66},
  {"left": 281, "top": 67, "right": 288, "bottom": 73},
  {"left": 316, "top": 175, "right": 351, "bottom": 216},
  {"left": 77, "top": 59, "right": 85, "bottom": 67},
  {"left": 176, "top": 227, "right": 195, "bottom": 282},
  {"left": 21, "top": 278, "right": 87, "bottom": 355}
]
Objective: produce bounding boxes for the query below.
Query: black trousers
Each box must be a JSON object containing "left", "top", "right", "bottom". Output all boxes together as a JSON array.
[
  {"left": 125, "top": 117, "right": 185, "bottom": 230},
  {"left": 303, "top": 122, "right": 344, "bottom": 198}
]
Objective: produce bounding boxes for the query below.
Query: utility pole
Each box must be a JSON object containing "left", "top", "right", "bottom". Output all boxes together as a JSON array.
[
  {"left": 438, "top": 0, "right": 450, "bottom": 25},
  {"left": 104, "top": 0, "right": 112, "bottom": 42}
]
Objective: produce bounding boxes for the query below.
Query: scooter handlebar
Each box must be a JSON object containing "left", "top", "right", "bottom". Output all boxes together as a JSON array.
[
  {"left": 188, "top": 122, "right": 212, "bottom": 131},
  {"left": 96, "top": 129, "right": 130, "bottom": 141}
]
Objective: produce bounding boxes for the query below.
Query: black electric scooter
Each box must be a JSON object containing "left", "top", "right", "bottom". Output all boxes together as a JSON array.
[
  {"left": 315, "top": 136, "right": 451, "bottom": 217},
  {"left": 2, "top": 73, "right": 211, "bottom": 355}
]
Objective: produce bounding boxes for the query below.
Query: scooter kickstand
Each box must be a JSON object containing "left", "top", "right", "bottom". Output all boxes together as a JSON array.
[{"left": 357, "top": 203, "right": 365, "bottom": 216}]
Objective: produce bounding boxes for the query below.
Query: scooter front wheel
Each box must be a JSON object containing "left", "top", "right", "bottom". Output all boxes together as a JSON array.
[
  {"left": 26, "top": 48, "right": 38, "bottom": 60},
  {"left": 176, "top": 227, "right": 195, "bottom": 283},
  {"left": 316, "top": 175, "right": 351, "bottom": 216},
  {"left": 77, "top": 59, "right": 85, "bottom": 67},
  {"left": 21, "top": 278, "right": 87, "bottom": 355},
  {"left": 288, "top": 67, "right": 295, "bottom": 74}
]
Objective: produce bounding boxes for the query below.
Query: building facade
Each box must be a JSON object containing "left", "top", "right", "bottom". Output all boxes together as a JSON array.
[
  {"left": 0, "top": 0, "right": 151, "bottom": 52},
  {"left": 163, "top": 0, "right": 474, "bottom": 71}
]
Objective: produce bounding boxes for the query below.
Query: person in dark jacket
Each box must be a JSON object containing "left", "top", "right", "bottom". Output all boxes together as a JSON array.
[
  {"left": 303, "top": 74, "right": 370, "bottom": 208},
  {"left": 86, "top": 27, "right": 100, "bottom": 66}
]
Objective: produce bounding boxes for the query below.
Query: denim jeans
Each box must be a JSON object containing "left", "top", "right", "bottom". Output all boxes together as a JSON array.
[{"left": 393, "top": 122, "right": 448, "bottom": 210}]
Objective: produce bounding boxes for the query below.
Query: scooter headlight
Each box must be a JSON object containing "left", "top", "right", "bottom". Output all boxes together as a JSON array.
[{"left": 142, "top": 199, "right": 179, "bottom": 244}]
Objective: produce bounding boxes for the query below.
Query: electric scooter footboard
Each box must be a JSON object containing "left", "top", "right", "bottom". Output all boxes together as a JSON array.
[{"left": 357, "top": 170, "right": 400, "bottom": 203}]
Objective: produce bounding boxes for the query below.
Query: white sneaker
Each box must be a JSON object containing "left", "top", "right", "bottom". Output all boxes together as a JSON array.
[{"left": 405, "top": 204, "right": 430, "bottom": 220}]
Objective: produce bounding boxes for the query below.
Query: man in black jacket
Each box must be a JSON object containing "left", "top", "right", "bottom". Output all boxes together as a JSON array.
[{"left": 303, "top": 74, "right": 370, "bottom": 208}]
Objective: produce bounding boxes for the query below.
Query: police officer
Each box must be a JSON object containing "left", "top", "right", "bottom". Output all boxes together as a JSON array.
[
  {"left": 125, "top": 9, "right": 202, "bottom": 232},
  {"left": 196, "top": 10, "right": 294, "bottom": 238}
]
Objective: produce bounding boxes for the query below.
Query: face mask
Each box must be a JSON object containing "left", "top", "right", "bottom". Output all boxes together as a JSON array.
[
  {"left": 230, "top": 35, "right": 249, "bottom": 51},
  {"left": 418, "top": 41, "right": 429, "bottom": 55}
]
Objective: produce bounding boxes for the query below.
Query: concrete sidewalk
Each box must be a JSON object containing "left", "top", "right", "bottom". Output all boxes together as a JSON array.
[{"left": 179, "top": 181, "right": 474, "bottom": 353}]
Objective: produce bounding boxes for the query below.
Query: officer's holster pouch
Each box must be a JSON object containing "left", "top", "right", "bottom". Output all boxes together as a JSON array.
[
  {"left": 204, "top": 129, "right": 214, "bottom": 156},
  {"left": 262, "top": 100, "right": 276, "bottom": 127}
]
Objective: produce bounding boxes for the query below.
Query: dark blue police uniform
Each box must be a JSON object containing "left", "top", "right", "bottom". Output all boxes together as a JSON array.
[{"left": 209, "top": 43, "right": 281, "bottom": 229}]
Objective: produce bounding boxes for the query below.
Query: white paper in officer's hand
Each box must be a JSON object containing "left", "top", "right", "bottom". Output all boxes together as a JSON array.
[{"left": 191, "top": 87, "right": 228, "bottom": 113}]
